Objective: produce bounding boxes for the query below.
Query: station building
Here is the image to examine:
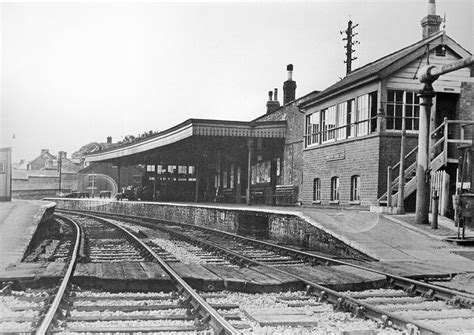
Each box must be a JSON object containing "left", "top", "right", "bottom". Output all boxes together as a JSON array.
[
  {"left": 299, "top": 4, "right": 473, "bottom": 213},
  {"left": 86, "top": 0, "right": 472, "bottom": 215},
  {"left": 85, "top": 64, "right": 319, "bottom": 205}
]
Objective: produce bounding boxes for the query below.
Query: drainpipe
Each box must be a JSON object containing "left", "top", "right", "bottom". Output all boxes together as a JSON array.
[{"left": 246, "top": 139, "right": 254, "bottom": 206}]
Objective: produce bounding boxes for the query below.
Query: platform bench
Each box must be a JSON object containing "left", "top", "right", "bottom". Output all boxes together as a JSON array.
[
  {"left": 274, "top": 185, "right": 298, "bottom": 206},
  {"left": 251, "top": 188, "right": 265, "bottom": 204}
]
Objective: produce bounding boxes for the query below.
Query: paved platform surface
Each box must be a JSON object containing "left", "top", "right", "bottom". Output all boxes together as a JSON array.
[
  {"left": 0, "top": 200, "right": 56, "bottom": 271},
  {"left": 185, "top": 202, "right": 474, "bottom": 273}
]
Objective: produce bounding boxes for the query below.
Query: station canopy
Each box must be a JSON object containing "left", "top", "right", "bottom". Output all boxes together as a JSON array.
[{"left": 85, "top": 118, "right": 287, "bottom": 166}]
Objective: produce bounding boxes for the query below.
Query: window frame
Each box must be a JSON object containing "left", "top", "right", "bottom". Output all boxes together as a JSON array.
[
  {"left": 313, "top": 178, "right": 321, "bottom": 202},
  {"left": 351, "top": 175, "right": 361, "bottom": 201},
  {"left": 386, "top": 90, "right": 420, "bottom": 132},
  {"left": 330, "top": 176, "right": 340, "bottom": 201}
]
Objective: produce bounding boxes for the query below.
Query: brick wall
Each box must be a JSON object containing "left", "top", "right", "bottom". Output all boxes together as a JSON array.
[
  {"left": 458, "top": 82, "right": 474, "bottom": 190},
  {"left": 377, "top": 134, "right": 418, "bottom": 200},
  {"left": 302, "top": 136, "right": 381, "bottom": 206}
]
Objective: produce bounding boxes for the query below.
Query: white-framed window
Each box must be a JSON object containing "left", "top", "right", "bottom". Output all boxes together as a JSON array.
[
  {"left": 336, "top": 102, "right": 347, "bottom": 140},
  {"left": 322, "top": 105, "right": 337, "bottom": 143},
  {"left": 356, "top": 94, "right": 369, "bottom": 135},
  {"left": 146, "top": 165, "right": 155, "bottom": 172},
  {"left": 351, "top": 175, "right": 361, "bottom": 201},
  {"left": 313, "top": 178, "right": 321, "bottom": 201},
  {"left": 330, "top": 176, "right": 339, "bottom": 201},
  {"left": 305, "top": 112, "right": 320, "bottom": 147},
  {"left": 304, "top": 92, "right": 376, "bottom": 147},
  {"left": 386, "top": 90, "right": 420, "bottom": 131}
]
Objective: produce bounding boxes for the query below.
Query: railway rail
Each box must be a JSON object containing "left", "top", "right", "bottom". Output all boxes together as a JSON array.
[
  {"left": 1, "top": 213, "right": 241, "bottom": 334},
  {"left": 58, "top": 209, "right": 474, "bottom": 334}
]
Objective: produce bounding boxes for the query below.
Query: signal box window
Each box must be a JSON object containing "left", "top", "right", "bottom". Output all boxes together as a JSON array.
[
  {"left": 313, "top": 178, "right": 321, "bottom": 202},
  {"left": 330, "top": 177, "right": 339, "bottom": 201},
  {"left": 351, "top": 175, "right": 361, "bottom": 201}
]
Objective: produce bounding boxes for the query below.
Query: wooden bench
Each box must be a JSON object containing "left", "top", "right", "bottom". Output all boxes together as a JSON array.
[
  {"left": 251, "top": 188, "right": 265, "bottom": 204},
  {"left": 274, "top": 185, "right": 298, "bottom": 206},
  {"left": 222, "top": 188, "right": 235, "bottom": 202}
]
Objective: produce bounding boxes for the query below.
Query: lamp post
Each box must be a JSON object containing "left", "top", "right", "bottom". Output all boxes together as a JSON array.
[{"left": 58, "top": 154, "right": 62, "bottom": 195}]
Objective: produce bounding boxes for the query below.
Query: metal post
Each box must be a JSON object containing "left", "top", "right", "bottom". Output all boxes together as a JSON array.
[
  {"left": 415, "top": 83, "right": 435, "bottom": 225},
  {"left": 397, "top": 114, "right": 406, "bottom": 214},
  {"left": 431, "top": 191, "right": 439, "bottom": 229},
  {"left": 153, "top": 165, "right": 157, "bottom": 201},
  {"left": 246, "top": 139, "right": 254, "bottom": 206},
  {"left": 117, "top": 164, "right": 121, "bottom": 194},
  {"left": 387, "top": 166, "right": 393, "bottom": 208},
  {"left": 195, "top": 166, "right": 199, "bottom": 203}
]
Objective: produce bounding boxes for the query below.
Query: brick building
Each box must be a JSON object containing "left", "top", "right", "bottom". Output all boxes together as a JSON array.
[{"left": 299, "top": 3, "right": 473, "bottom": 213}]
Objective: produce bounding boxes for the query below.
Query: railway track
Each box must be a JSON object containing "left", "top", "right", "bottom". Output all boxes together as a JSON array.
[
  {"left": 60, "top": 209, "right": 474, "bottom": 334},
  {"left": 1, "top": 214, "right": 241, "bottom": 334}
]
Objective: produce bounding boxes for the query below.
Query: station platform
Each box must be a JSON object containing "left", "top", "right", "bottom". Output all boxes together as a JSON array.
[
  {"left": 0, "top": 200, "right": 56, "bottom": 271},
  {"left": 219, "top": 203, "right": 474, "bottom": 273}
]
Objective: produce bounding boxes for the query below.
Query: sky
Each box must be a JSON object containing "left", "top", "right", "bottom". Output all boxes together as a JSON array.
[{"left": 1, "top": 0, "right": 472, "bottom": 163}]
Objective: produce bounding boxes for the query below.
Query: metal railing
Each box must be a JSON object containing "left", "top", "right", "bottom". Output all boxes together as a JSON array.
[{"left": 378, "top": 118, "right": 474, "bottom": 206}]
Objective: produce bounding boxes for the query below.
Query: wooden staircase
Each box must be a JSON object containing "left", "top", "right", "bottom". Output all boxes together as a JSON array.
[{"left": 377, "top": 118, "right": 473, "bottom": 209}]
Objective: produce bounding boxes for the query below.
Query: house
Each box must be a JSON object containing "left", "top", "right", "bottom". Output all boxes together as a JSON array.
[
  {"left": 298, "top": 0, "right": 473, "bottom": 216},
  {"left": 11, "top": 149, "right": 81, "bottom": 199}
]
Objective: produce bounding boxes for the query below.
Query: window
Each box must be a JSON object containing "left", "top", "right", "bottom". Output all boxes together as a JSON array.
[
  {"left": 336, "top": 102, "right": 347, "bottom": 140},
  {"left": 356, "top": 95, "right": 369, "bottom": 135},
  {"left": 0, "top": 161, "right": 5, "bottom": 174},
  {"left": 351, "top": 175, "right": 361, "bottom": 201},
  {"left": 229, "top": 164, "right": 235, "bottom": 188},
  {"left": 435, "top": 45, "right": 446, "bottom": 57},
  {"left": 223, "top": 170, "right": 228, "bottom": 188},
  {"left": 251, "top": 161, "right": 271, "bottom": 185},
  {"left": 386, "top": 90, "right": 420, "bottom": 131},
  {"left": 188, "top": 166, "right": 196, "bottom": 181},
  {"left": 347, "top": 99, "right": 355, "bottom": 138},
  {"left": 146, "top": 165, "right": 155, "bottom": 172},
  {"left": 178, "top": 165, "right": 187, "bottom": 181},
  {"left": 313, "top": 178, "right": 321, "bottom": 201},
  {"left": 304, "top": 92, "right": 377, "bottom": 147},
  {"left": 330, "top": 177, "right": 339, "bottom": 201},
  {"left": 321, "top": 106, "right": 336, "bottom": 143},
  {"left": 305, "top": 112, "right": 320, "bottom": 146}
]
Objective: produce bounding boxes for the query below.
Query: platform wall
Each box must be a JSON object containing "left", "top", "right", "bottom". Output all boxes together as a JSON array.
[{"left": 48, "top": 199, "right": 371, "bottom": 260}]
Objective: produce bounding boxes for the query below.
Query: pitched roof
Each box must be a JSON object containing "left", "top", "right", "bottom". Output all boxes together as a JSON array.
[{"left": 300, "top": 31, "right": 471, "bottom": 107}]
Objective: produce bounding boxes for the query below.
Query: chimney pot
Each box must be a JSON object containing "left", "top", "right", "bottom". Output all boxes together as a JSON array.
[
  {"left": 283, "top": 64, "right": 296, "bottom": 104},
  {"left": 274, "top": 88, "right": 278, "bottom": 102},
  {"left": 107, "top": 136, "right": 112, "bottom": 144},
  {"left": 421, "top": 0, "right": 442, "bottom": 39}
]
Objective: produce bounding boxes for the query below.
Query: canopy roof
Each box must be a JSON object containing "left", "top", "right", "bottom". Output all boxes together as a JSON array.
[{"left": 85, "top": 118, "right": 287, "bottom": 164}]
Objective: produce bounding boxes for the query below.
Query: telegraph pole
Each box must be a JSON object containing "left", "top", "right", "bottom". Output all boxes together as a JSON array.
[{"left": 341, "top": 20, "right": 360, "bottom": 75}]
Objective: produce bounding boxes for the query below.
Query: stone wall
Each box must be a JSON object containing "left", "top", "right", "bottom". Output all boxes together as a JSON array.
[{"left": 48, "top": 199, "right": 371, "bottom": 260}]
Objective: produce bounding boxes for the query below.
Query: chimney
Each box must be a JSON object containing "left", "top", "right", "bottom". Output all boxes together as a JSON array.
[
  {"left": 283, "top": 64, "right": 296, "bottom": 104},
  {"left": 107, "top": 136, "right": 112, "bottom": 144},
  {"left": 58, "top": 151, "right": 67, "bottom": 161},
  {"left": 266, "top": 90, "right": 280, "bottom": 114},
  {"left": 421, "top": 0, "right": 442, "bottom": 39}
]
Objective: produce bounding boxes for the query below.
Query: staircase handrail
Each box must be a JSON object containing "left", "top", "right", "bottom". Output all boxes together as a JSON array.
[{"left": 377, "top": 118, "right": 448, "bottom": 205}]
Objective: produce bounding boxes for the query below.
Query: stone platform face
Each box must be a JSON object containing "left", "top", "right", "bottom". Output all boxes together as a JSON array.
[{"left": 0, "top": 200, "right": 56, "bottom": 271}]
